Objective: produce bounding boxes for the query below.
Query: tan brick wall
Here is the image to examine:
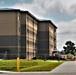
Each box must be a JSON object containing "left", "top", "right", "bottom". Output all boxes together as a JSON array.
[
  {"left": 0, "top": 12, "right": 17, "bottom": 35},
  {"left": 26, "top": 14, "right": 38, "bottom": 59}
]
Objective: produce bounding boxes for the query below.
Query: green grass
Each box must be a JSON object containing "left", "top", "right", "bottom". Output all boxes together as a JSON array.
[
  {"left": 0, "top": 60, "right": 17, "bottom": 71},
  {"left": 0, "top": 60, "right": 64, "bottom": 72}
]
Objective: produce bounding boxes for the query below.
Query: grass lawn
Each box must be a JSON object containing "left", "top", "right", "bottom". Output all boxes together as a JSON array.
[{"left": 0, "top": 60, "right": 64, "bottom": 72}]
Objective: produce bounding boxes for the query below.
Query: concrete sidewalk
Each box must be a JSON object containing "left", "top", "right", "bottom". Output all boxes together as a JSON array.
[{"left": 51, "top": 61, "right": 76, "bottom": 73}]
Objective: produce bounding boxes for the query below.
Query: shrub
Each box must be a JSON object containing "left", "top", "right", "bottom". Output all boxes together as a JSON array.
[
  {"left": 48, "top": 56, "right": 58, "bottom": 60},
  {"left": 32, "top": 57, "right": 38, "bottom": 60},
  {"left": 60, "top": 58, "right": 66, "bottom": 60},
  {"left": 67, "top": 53, "right": 74, "bottom": 60}
]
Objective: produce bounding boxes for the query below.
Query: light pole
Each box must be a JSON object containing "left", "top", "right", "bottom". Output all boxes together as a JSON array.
[
  {"left": 17, "top": 15, "right": 20, "bottom": 72},
  {"left": 17, "top": 36, "right": 20, "bottom": 72}
]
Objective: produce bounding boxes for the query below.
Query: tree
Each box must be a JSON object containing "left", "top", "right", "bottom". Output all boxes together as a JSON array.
[{"left": 63, "top": 41, "right": 76, "bottom": 55}]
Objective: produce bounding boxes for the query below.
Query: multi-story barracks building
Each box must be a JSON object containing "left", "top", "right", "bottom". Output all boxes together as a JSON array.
[{"left": 0, "top": 9, "right": 57, "bottom": 59}]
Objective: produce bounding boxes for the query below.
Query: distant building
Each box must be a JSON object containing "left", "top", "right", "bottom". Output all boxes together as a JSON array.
[{"left": 0, "top": 9, "right": 57, "bottom": 59}]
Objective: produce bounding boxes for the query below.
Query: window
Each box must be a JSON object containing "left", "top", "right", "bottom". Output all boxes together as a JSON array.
[{"left": 27, "top": 40, "right": 34, "bottom": 45}]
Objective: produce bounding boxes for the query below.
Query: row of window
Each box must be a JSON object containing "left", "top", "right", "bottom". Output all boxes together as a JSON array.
[
  {"left": 27, "top": 52, "right": 35, "bottom": 57},
  {"left": 49, "top": 45, "right": 54, "bottom": 50},
  {"left": 26, "top": 16, "right": 37, "bottom": 25},
  {"left": 27, "top": 25, "right": 37, "bottom": 32},
  {"left": 27, "top": 36, "right": 37, "bottom": 40},
  {"left": 27, "top": 40, "right": 37, "bottom": 45},
  {"left": 27, "top": 29, "right": 37, "bottom": 39},
  {"left": 27, "top": 29, "right": 37, "bottom": 35},
  {"left": 49, "top": 42, "right": 56, "bottom": 49},
  {"left": 49, "top": 38, "right": 56, "bottom": 43}
]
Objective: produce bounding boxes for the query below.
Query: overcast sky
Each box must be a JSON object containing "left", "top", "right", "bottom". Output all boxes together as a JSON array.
[{"left": 0, "top": 0, "right": 76, "bottom": 51}]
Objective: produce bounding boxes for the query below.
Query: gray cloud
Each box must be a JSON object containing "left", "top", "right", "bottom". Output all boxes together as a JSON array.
[
  {"left": 13, "top": 0, "right": 76, "bottom": 18},
  {"left": 0, "top": 0, "right": 4, "bottom": 5},
  {"left": 57, "top": 19, "right": 76, "bottom": 50}
]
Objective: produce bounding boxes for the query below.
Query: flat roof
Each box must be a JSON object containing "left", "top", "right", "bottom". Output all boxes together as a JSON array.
[
  {"left": 0, "top": 8, "right": 39, "bottom": 21},
  {"left": 20, "top": 10, "right": 39, "bottom": 21},
  {"left": 39, "top": 20, "right": 57, "bottom": 29},
  {"left": 0, "top": 8, "right": 20, "bottom": 12},
  {"left": 0, "top": 8, "right": 57, "bottom": 28}
]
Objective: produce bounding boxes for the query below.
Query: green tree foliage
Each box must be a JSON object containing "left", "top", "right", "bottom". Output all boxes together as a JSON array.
[{"left": 63, "top": 41, "right": 76, "bottom": 55}]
